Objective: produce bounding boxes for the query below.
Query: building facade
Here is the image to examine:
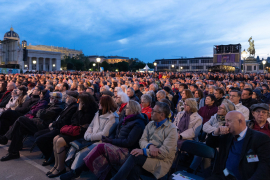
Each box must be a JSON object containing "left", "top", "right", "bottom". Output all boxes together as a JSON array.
[
  {"left": 88, "top": 55, "right": 129, "bottom": 64},
  {"left": 0, "top": 27, "right": 82, "bottom": 72},
  {"left": 154, "top": 57, "right": 213, "bottom": 72}
]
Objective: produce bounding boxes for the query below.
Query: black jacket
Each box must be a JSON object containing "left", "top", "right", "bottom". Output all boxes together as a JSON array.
[
  {"left": 33, "top": 102, "right": 66, "bottom": 129},
  {"left": 215, "top": 97, "right": 224, "bottom": 107},
  {"left": 52, "top": 102, "right": 78, "bottom": 129},
  {"left": 130, "top": 95, "right": 140, "bottom": 103},
  {"left": 206, "top": 128, "right": 270, "bottom": 180},
  {"left": 15, "top": 95, "right": 40, "bottom": 115},
  {"left": 0, "top": 91, "right": 11, "bottom": 108},
  {"left": 111, "top": 113, "right": 148, "bottom": 151},
  {"left": 135, "top": 90, "right": 143, "bottom": 101},
  {"left": 241, "top": 97, "right": 258, "bottom": 109}
]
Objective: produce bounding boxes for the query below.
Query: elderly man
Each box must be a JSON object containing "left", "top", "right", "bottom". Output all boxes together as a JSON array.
[
  {"left": 156, "top": 90, "right": 166, "bottom": 102},
  {"left": 229, "top": 90, "right": 250, "bottom": 120},
  {"left": 59, "top": 82, "right": 69, "bottom": 103},
  {"left": 133, "top": 83, "right": 143, "bottom": 100},
  {"left": 127, "top": 87, "right": 140, "bottom": 103},
  {"left": 206, "top": 111, "right": 270, "bottom": 180},
  {"left": 111, "top": 102, "right": 178, "bottom": 180},
  {"left": 247, "top": 103, "right": 270, "bottom": 137},
  {"left": 0, "top": 92, "right": 65, "bottom": 161}
]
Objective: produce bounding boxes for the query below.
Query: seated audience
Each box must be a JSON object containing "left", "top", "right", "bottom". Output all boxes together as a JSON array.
[
  {"left": 141, "top": 94, "right": 152, "bottom": 120},
  {"left": 198, "top": 94, "right": 218, "bottom": 124},
  {"left": 229, "top": 90, "right": 250, "bottom": 120}
]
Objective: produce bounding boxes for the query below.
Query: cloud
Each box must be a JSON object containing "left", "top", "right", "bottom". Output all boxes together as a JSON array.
[{"left": 118, "top": 38, "right": 129, "bottom": 44}]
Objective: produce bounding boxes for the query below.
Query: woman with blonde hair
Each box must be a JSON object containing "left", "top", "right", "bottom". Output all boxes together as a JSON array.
[{"left": 174, "top": 98, "right": 202, "bottom": 149}]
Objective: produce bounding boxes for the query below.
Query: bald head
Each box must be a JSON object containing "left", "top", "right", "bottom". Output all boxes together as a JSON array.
[{"left": 225, "top": 111, "right": 246, "bottom": 136}]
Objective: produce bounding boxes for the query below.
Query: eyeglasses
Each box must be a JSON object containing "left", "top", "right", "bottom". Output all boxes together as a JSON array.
[
  {"left": 152, "top": 110, "right": 161, "bottom": 114},
  {"left": 254, "top": 110, "right": 268, "bottom": 115},
  {"left": 218, "top": 106, "right": 226, "bottom": 110},
  {"left": 229, "top": 95, "right": 238, "bottom": 98}
]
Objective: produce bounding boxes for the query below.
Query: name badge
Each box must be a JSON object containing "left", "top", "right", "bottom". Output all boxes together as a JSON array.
[{"left": 246, "top": 155, "right": 259, "bottom": 163}]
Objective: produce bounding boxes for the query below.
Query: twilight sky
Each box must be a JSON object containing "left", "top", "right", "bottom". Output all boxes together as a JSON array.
[{"left": 1, "top": 0, "right": 270, "bottom": 62}]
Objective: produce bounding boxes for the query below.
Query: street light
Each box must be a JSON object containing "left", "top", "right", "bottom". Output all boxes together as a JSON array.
[
  {"left": 53, "top": 64, "right": 55, "bottom": 67},
  {"left": 33, "top": 60, "right": 36, "bottom": 64},
  {"left": 241, "top": 49, "right": 248, "bottom": 73},
  {"left": 24, "top": 65, "right": 27, "bottom": 67},
  {"left": 262, "top": 59, "right": 266, "bottom": 73},
  {"left": 96, "top": 58, "right": 101, "bottom": 71},
  {"left": 60, "top": 68, "right": 62, "bottom": 70},
  {"left": 154, "top": 62, "right": 157, "bottom": 66},
  {"left": 116, "top": 69, "right": 118, "bottom": 72}
]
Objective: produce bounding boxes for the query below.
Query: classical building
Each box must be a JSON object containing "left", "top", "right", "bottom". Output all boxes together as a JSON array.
[
  {"left": 0, "top": 27, "right": 82, "bottom": 72},
  {"left": 154, "top": 57, "right": 213, "bottom": 72},
  {"left": 88, "top": 55, "right": 129, "bottom": 64}
]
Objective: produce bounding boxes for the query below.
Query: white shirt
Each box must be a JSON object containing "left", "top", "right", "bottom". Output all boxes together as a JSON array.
[
  {"left": 235, "top": 103, "right": 250, "bottom": 120},
  {"left": 236, "top": 126, "right": 248, "bottom": 141}
]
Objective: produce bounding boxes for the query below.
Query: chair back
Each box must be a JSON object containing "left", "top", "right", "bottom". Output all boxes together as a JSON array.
[{"left": 181, "top": 140, "right": 215, "bottom": 159}]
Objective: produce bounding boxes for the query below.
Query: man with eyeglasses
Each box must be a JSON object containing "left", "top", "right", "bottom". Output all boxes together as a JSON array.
[
  {"left": 247, "top": 103, "right": 270, "bottom": 137},
  {"left": 229, "top": 90, "right": 250, "bottom": 120}
]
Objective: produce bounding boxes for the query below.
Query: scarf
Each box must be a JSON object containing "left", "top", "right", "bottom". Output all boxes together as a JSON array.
[
  {"left": 177, "top": 111, "right": 192, "bottom": 133},
  {"left": 217, "top": 114, "right": 226, "bottom": 126},
  {"left": 119, "top": 103, "right": 127, "bottom": 113},
  {"left": 122, "top": 114, "right": 136, "bottom": 125},
  {"left": 0, "top": 90, "right": 12, "bottom": 103}
]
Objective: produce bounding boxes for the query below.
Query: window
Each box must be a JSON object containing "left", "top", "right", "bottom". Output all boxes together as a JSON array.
[
  {"left": 172, "top": 60, "right": 177, "bottom": 64},
  {"left": 247, "top": 66, "right": 252, "bottom": 71},
  {"left": 201, "top": 59, "right": 213, "bottom": 63},
  {"left": 161, "top": 60, "right": 171, "bottom": 64},
  {"left": 190, "top": 60, "right": 199, "bottom": 63},
  {"left": 192, "top": 66, "right": 204, "bottom": 69},
  {"left": 178, "top": 60, "right": 188, "bottom": 64},
  {"left": 254, "top": 66, "right": 256, "bottom": 70}
]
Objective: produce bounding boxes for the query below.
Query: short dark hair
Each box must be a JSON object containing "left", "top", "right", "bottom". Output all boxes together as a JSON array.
[
  {"left": 180, "top": 83, "right": 188, "bottom": 89},
  {"left": 243, "top": 88, "right": 253, "bottom": 96},
  {"left": 36, "top": 85, "right": 44, "bottom": 91},
  {"left": 206, "top": 94, "right": 216, "bottom": 102},
  {"left": 215, "top": 88, "right": 225, "bottom": 95},
  {"left": 230, "top": 90, "right": 241, "bottom": 97},
  {"left": 155, "top": 101, "right": 170, "bottom": 118},
  {"left": 262, "top": 84, "right": 269, "bottom": 90},
  {"left": 190, "top": 84, "right": 198, "bottom": 90},
  {"left": 62, "top": 83, "right": 69, "bottom": 90}
]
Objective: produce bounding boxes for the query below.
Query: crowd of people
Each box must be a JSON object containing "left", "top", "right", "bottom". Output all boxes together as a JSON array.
[{"left": 0, "top": 71, "right": 269, "bottom": 180}]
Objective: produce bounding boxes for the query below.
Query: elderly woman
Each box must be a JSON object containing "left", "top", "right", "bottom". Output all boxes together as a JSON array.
[
  {"left": 47, "top": 93, "right": 98, "bottom": 178},
  {"left": 113, "top": 87, "right": 123, "bottom": 102},
  {"left": 140, "top": 94, "right": 152, "bottom": 120},
  {"left": 68, "top": 100, "right": 148, "bottom": 180},
  {"left": 146, "top": 90, "right": 156, "bottom": 108},
  {"left": 115, "top": 92, "right": 129, "bottom": 121},
  {"left": 177, "top": 89, "right": 194, "bottom": 112},
  {"left": 60, "top": 95, "right": 119, "bottom": 179},
  {"left": 174, "top": 98, "right": 202, "bottom": 149},
  {"left": 203, "top": 99, "right": 235, "bottom": 134}
]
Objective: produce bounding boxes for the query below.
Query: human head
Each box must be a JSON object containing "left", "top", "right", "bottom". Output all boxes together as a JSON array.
[
  {"left": 151, "top": 102, "right": 170, "bottom": 122},
  {"left": 99, "top": 96, "right": 117, "bottom": 115},
  {"left": 127, "top": 87, "right": 135, "bottom": 97},
  {"left": 225, "top": 111, "right": 246, "bottom": 136},
  {"left": 184, "top": 98, "right": 198, "bottom": 113},
  {"left": 149, "top": 83, "right": 158, "bottom": 92},
  {"left": 59, "top": 82, "right": 69, "bottom": 92},
  {"left": 141, "top": 94, "right": 152, "bottom": 108},
  {"left": 86, "top": 87, "right": 94, "bottom": 96},
  {"left": 156, "top": 90, "right": 166, "bottom": 102},
  {"left": 214, "top": 88, "right": 224, "bottom": 100},
  {"left": 179, "top": 83, "right": 188, "bottom": 93},
  {"left": 133, "top": 83, "right": 139, "bottom": 91},
  {"left": 125, "top": 100, "right": 141, "bottom": 116},
  {"left": 78, "top": 92, "right": 98, "bottom": 113},
  {"left": 114, "top": 87, "right": 123, "bottom": 97},
  {"left": 194, "top": 89, "right": 203, "bottom": 99},
  {"left": 116, "top": 92, "right": 129, "bottom": 105},
  {"left": 189, "top": 84, "right": 198, "bottom": 93},
  {"left": 251, "top": 103, "right": 269, "bottom": 125},
  {"left": 181, "top": 89, "right": 194, "bottom": 100},
  {"left": 262, "top": 84, "right": 269, "bottom": 95},
  {"left": 241, "top": 88, "right": 253, "bottom": 100},
  {"left": 65, "top": 91, "right": 79, "bottom": 105},
  {"left": 7, "top": 82, "right": 16, "bottom": 91},
  {"left": 49, "top": 92, "right": 62, "bottom": 104},
  {"left": 18, "top": 86, "right": 27, "bottom": 96},
  {"left": 32, "top": 85, "right": 44, "bottom": 96},
  {"left": 229, "top": 90, "right": 241, "bottom": 105},
  {"left": 205, "top": 94, "right": 216, "bottom": 106}
]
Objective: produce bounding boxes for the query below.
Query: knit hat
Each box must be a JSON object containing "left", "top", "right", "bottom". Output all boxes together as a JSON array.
[
  {"left": 163, "top": 86, "right": 171, "bottom": 93},
  {"left": 221, "top": 99, "right": 235, "bottom": 112},
  {"left": 253, "top": 89, "right": 262, "bottom": 98}
]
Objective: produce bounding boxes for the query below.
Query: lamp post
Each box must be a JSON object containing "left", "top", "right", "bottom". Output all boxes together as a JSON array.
[
  {"left": 93, "top": 63, "right": 96, "bottom": 71},
  {"left": 171, "top": 64, "right": 174, "bottom": 72},
  {"left": 96, "top": 58, "right": 101, "bottom": 72},
  {"left": 262, "top": 59, "right": 266, "bottom": 73},
  {"left": 154, "top": 62, "right": 157, "bottom": 72},
  {"left": 180, "top": 66, "right": 183, "bottom": 73},
  {"left": 241, "top": 49, "right": 248, "bottom": 73},
  {"left": 33, "top": 60, "right": 36, "bottom": 70}
]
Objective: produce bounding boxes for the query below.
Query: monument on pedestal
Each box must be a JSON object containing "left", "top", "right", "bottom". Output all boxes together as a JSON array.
[{"left": 243, "top": 37, "right": 259, "bottom": 73}]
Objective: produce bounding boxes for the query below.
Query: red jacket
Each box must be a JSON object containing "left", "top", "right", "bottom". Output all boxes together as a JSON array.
[{"left": 141, "top": 106, "right": 152, "bottom": 121}]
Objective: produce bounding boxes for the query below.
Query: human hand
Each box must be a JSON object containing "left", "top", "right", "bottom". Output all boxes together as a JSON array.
[
  {"left": 130, "top": 149, "right": 143, "bottom": 157},
  {"left": 102, "top": 136, "right": 113, "bottom": 144},
  {"left": 49, "top": 123, "right": 53, "bottom": 131},
  {"left": 149, "top": 145, "right": 159, "bottom": 157},
  {"left": 214, "top": 126, "right": 229, "bottom": 136}
]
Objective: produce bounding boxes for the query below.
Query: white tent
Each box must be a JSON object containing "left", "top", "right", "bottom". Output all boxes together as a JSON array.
[{"left": 143, "top": 65, "right": 150, "bottom": 70}]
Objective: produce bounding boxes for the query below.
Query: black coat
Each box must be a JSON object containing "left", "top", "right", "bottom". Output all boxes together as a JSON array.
[
  {"left": 206, "top": 128, "right": 270, "bottom": 180},
  {"left": 0, "top": 91, "right": 11, "bottom": 108},
  {"left": 130, "top": 95, "right": 140, "bottom": 103},
  {"left": 33, "top": 102, "right": 66, "bottom": 129},
  {"left": 52, "top": 102, "right": 78, "bottom": 129},
  {"left": 15, "top": 95, "right": 40, "bottom": 115},
  {"left": 111, "top": 113, "right": 148, "bottom": 151},
  {"left": 135, "top": 90, "right": 143, "bottom": 101},
  {"left": 241, "top": 97, "right": 258, "bottom": 109}
]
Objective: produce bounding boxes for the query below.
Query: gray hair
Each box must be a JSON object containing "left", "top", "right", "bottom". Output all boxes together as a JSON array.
[
  {"left": 155, "top": 102, "right": 170, "bottom": 118},
  {"left": 141, "top": 94, "right": 152, "bottom": 105},
  {"left": 150, "top": 83, "right": 158, "bottom": 91},
  {"left": 115, "top": 87, "right": 123, "bottom": 93},
  {"left": 157, "top": 90, "right": 166, "bottom": 99},
  {"left": 117, "top": 92, "right": 129, "bottom": 103},
  {"left": 128, "top": 87, "right": 135, "bottom": 95},
  {"left": 128, "top": 100, "right": 141, "bottom": 114},
  {"left": 221, "top": 99, "right": 236, "bottom": 112}
]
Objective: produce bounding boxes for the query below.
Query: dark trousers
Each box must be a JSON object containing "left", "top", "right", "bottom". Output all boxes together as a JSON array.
[
  {"left": 8, "top": 116, "right": 39, "bottom": 153},
  {"left": 34, "top": 129, "right": 60, "bottom": 159},
  {"left": 0, "top": 110, "right": 23, "bottom": 135},
  {"left": 111, "top": 155, "right": 147, "bottom": 180}
]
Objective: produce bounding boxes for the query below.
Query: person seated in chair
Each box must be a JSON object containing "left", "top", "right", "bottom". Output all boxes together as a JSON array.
[
  {"left": 206, "top": 111, "right": 270, "bottom": 180},
  {"left": 110, "top": 102, "right": 178, "bottom": 180}
]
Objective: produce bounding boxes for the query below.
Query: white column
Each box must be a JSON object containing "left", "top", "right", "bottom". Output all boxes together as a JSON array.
[
  {"left": 43, "top": 58, "right": 46, "bottom": 71},
  {"left": 36, "top": 58, "right": 39, "bottom": 71},
  {"left": 49, "top": 58, "right": 52, "bottom": 71},
  {"left": 29, "top": 57, "right": 32, "bottom": 70},
  {"left": 56, "top": 58, "right": 61, "bottom": 70}
]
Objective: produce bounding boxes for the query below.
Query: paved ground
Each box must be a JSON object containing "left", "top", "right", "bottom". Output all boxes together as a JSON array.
[{"left": 0, "top": 137, "right": 97, "bottom": 180}]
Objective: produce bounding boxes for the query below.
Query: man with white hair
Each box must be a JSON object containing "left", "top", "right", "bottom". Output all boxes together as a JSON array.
[
  {"left": 229, "top": 90, "right": 250, "bottom": 120},
  {"left": 206, "top": 111, "right": 270, "bottom": 180},
  {"left": 156, "top": 90, "right": 166, "bottom": 102},
  {"left": 0, "top": 92, "right": 65, "bottom": 161}
]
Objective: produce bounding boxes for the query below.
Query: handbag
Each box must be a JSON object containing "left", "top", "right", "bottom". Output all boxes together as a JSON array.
[
  {"left": 70, "top": 138, "right": 97, "bottom": 151},
  {"left": 60, "top": 125, "right": 81, "bottom": 136}
]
